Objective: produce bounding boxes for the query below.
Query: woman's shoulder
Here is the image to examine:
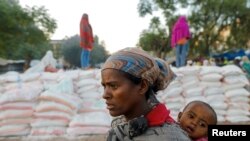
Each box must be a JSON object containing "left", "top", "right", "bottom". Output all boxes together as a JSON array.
[
  {"left": 134, "top": 123, "right": 191, "bottom": 141},
  {"left": 111, "top": 115, "right": 126, "bottom": 128}
]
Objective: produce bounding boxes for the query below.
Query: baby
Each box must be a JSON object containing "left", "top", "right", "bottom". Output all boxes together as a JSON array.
[{"left": 178, "top": 100, "right": 217, "bottom": 141}]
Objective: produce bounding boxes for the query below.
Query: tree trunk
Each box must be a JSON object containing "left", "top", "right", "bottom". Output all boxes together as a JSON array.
[{"left": 205, "top": 35, "right": 210, "bottom": 56}]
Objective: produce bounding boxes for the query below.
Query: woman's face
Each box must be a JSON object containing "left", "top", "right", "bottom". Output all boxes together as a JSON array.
[{"left": 101, "top": 69, "right": 144, "bottom": 118}]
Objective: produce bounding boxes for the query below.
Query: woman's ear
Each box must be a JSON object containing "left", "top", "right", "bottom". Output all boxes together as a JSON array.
[
  {"left": 139, "top": 79, "right": 149, "bottom": 95},
  {"left": 177, "top": 112, "right": 183, "bottom": 122}
]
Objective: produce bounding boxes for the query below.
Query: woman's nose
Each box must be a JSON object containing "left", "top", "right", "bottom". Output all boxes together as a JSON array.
[{"left": 102, "top": 87, "right": 111, "bottom": 99}]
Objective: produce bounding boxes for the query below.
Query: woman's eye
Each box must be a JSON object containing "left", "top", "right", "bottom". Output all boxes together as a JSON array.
[
  {"left": 110, "top": 84, "right": 117, "bottom": 89},
  {"left": 101, "top": 84, "right": 106, "bottom": 88}
]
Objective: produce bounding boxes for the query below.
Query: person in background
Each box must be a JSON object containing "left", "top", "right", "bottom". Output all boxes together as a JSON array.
[
  {"left": 187, "top": 60, "right": 193, "bottom": 66},
  {"left": 241, "top": 56, "right": 250, "bottom": 79},
  {"left": 223, "top": 57, "right": 229, "bottom": 66},
  {"left": 101, "top": 47, "right": 191, "bottom": 141},
  {"left": 171, "top": 16, "right": 191, "bottom": 68},
  {"left": 209, "top": 58, "right": 216, "bottom": 66},
  {"left": 178, "top": 101, "right": 217, "bottom": 141},
  {"left": 233, "top": 56, "right": 242, "bottom": 68},
  {"left": 202, "top": 59, "right": 209, "bottom": 66},
  {"left": 79, "top": 13, "right": 94, "bottom": 69},
  {"left": 216, "top": 58, "right": 224, "bottom": 67}
]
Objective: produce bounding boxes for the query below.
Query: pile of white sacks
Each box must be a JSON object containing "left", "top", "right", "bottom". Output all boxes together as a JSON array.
[
  {"left": 0, "top": 65, "right": 249, "bottom": 137},
  {"left": 0, "top": 69, "right": 110, "bottom": 137},
  {"left": 157, "top": 65, "right": 250, "bottom": 123}
]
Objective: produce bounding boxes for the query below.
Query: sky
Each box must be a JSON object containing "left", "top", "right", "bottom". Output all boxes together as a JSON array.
[{"left": 19, "top": 0, "right": 155, "bottom": 54}]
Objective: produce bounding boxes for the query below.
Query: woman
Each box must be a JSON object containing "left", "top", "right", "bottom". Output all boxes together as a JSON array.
[
  {"left": 79, "top": 13, "right": 94, "bottom": 69},
  {"left": 101, "top": 47, "right": 191, "bottom": 141},
  {"left": 171, "top": 16, "right": 191, "bottom": 68}
]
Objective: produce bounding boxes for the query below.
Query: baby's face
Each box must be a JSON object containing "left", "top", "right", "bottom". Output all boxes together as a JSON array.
[{"left": 178, "top": 103, "right": 216, "bottom": 139}]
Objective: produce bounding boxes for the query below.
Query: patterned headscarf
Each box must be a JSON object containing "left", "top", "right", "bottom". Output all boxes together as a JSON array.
[{"left": 102, "top": 47, "right": 175, "bottom": 91}]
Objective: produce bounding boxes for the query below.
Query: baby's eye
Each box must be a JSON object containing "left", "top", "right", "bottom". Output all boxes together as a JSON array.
[
  {"left": 188, "top": 114, "right": 194, "bottom": 119},
  {"left": 199, "top": 122, "right": 207, "bottom": 128}
]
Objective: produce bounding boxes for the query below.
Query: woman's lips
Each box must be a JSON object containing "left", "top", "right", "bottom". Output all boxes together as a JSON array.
[{"left": 106, "top": 102, "right": 115, "bottom": 110}]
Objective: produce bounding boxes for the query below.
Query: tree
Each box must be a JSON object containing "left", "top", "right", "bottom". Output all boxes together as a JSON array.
[
  {"left": 90, "top": 36, "right": 109, "bottom": 67},
  {"left": 0, "top": 0, "right": 56, "bottom": 65},
  {"left": 61, "top": 35, "right": 81, "bottom": 67},
  {"left": 61, "top": 35, "right": 109, "bottom": 68},
  {"left": 138, "top": 0, "right": 250, "bottom": 58},
  {"left": 138, "top": 17, "right": 171, "bottom": 59}
]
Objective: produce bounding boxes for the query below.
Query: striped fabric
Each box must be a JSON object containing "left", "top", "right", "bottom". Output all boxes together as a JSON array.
[{"left": 102, "top": 47, "right": 175, "bottom": 91}]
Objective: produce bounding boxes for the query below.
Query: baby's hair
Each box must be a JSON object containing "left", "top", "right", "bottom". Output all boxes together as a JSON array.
[{"left": 183, "top": 100, "right": 217, "bottom": 124}]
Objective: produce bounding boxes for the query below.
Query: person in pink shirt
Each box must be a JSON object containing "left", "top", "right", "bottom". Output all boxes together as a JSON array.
[
  {"left": 171, "top": 16, "right": 191, "bottom": 67},
  {"left": 178, "top": 100, "right": 217, "bottom": 141}
]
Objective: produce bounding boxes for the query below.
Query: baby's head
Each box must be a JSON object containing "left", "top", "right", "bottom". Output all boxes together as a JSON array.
[{"left": 178, "top": 100, "right": 217, "bottom": 140}]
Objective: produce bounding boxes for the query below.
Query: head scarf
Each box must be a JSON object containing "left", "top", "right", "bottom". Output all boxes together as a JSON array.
[
  {"left": 171, "top": 16, "right": 191, "bottom": 48},
  {"left": 102, "top": 47, "right": 175, "bottom": 91},
  {"left": 80, "top": 13, "right": 94, "bottom": 51}
]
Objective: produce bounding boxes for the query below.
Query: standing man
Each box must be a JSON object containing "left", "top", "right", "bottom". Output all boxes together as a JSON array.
[
  {"left": 80, "top": 13, "right": 94, "bottom": 69},
  {"left": 171, "top": 16, "right": 191, "bottom": 68}
]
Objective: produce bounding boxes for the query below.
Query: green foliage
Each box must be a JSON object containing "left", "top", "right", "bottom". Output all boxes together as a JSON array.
[
  {"left": 0, "top": 0, "right": 56, "bottom": 61},
  {"left": 138, "top": 0, "right": 250, "bottom": 58},
  {"left": 137, "top": 0, "right": 153, "bottom": 17},
  {"left": 90, "top": 36, "right": 109, "bottom": 67},
  {"left": 61, "top": 35, "right": 81, "bottom": 67},
  {"left": 61, "top": 35, "right": 109, "bottom": 68},
  {"left": 138, "top": 17, "right": 171, "bottom": 59}
]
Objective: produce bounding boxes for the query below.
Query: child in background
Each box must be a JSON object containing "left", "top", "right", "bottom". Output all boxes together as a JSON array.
[{"left": 178, "top": 101, "right": 217, "bottom": 141}]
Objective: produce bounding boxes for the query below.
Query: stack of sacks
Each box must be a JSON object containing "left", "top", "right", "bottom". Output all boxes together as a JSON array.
[
  {"left": 40, "top": 72, "right": 59, "bottom": 91},
  {"left": 78, "top": 98, "right": 107, "bottom": 113},
  {"left": 58, "top": 70, "right": 82, "bottom": 93},
  {"left": 199, "top": 66, "right": 226, "bottom": 122},
  {"left": 48, "top": 76, "right": 74, "bottom": 95},
  {"left": 0, "top": 72, "right": 42, "bottom": 94},
  {"left": 67, "top": 110, "right": 111, "bottom": 135},
  {"left": 76, "top": 69, "right": 103, "bottom": 99},
  {"left": 0, "top": 72, "right": 43, "bottom": 137},
  {"left": 32, "top": 78, "right": 81, "bottom": 136},
  {"left": 178, "top": 66, "right": 205, "bottom": 104},
  {"left": 0, "top": 83, "right": 3, "bottom": 95},
  {"left": 160, "top": 65, "right": 250, "bottom": 123},
  {"left": 157, "top": 74, "right": 184, "bottom": 119},
  {"left": 221, "top": 65, "right": 250, "bottom": 123},
  {"left": 67, "top": 69, "right": 111, "bottom": 135},
  {"left": 0, "top": 72, "right": 22, "bottom": 94}
]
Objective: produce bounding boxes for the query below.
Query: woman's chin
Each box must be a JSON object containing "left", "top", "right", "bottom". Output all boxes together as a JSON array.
[{"left": 109, "top": 111, "right": 120, "bottom": 117}]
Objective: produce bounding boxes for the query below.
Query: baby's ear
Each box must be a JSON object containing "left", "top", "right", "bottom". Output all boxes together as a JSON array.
[{"left": 177, "top": 112, "right": 182, "bottom": 122}]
